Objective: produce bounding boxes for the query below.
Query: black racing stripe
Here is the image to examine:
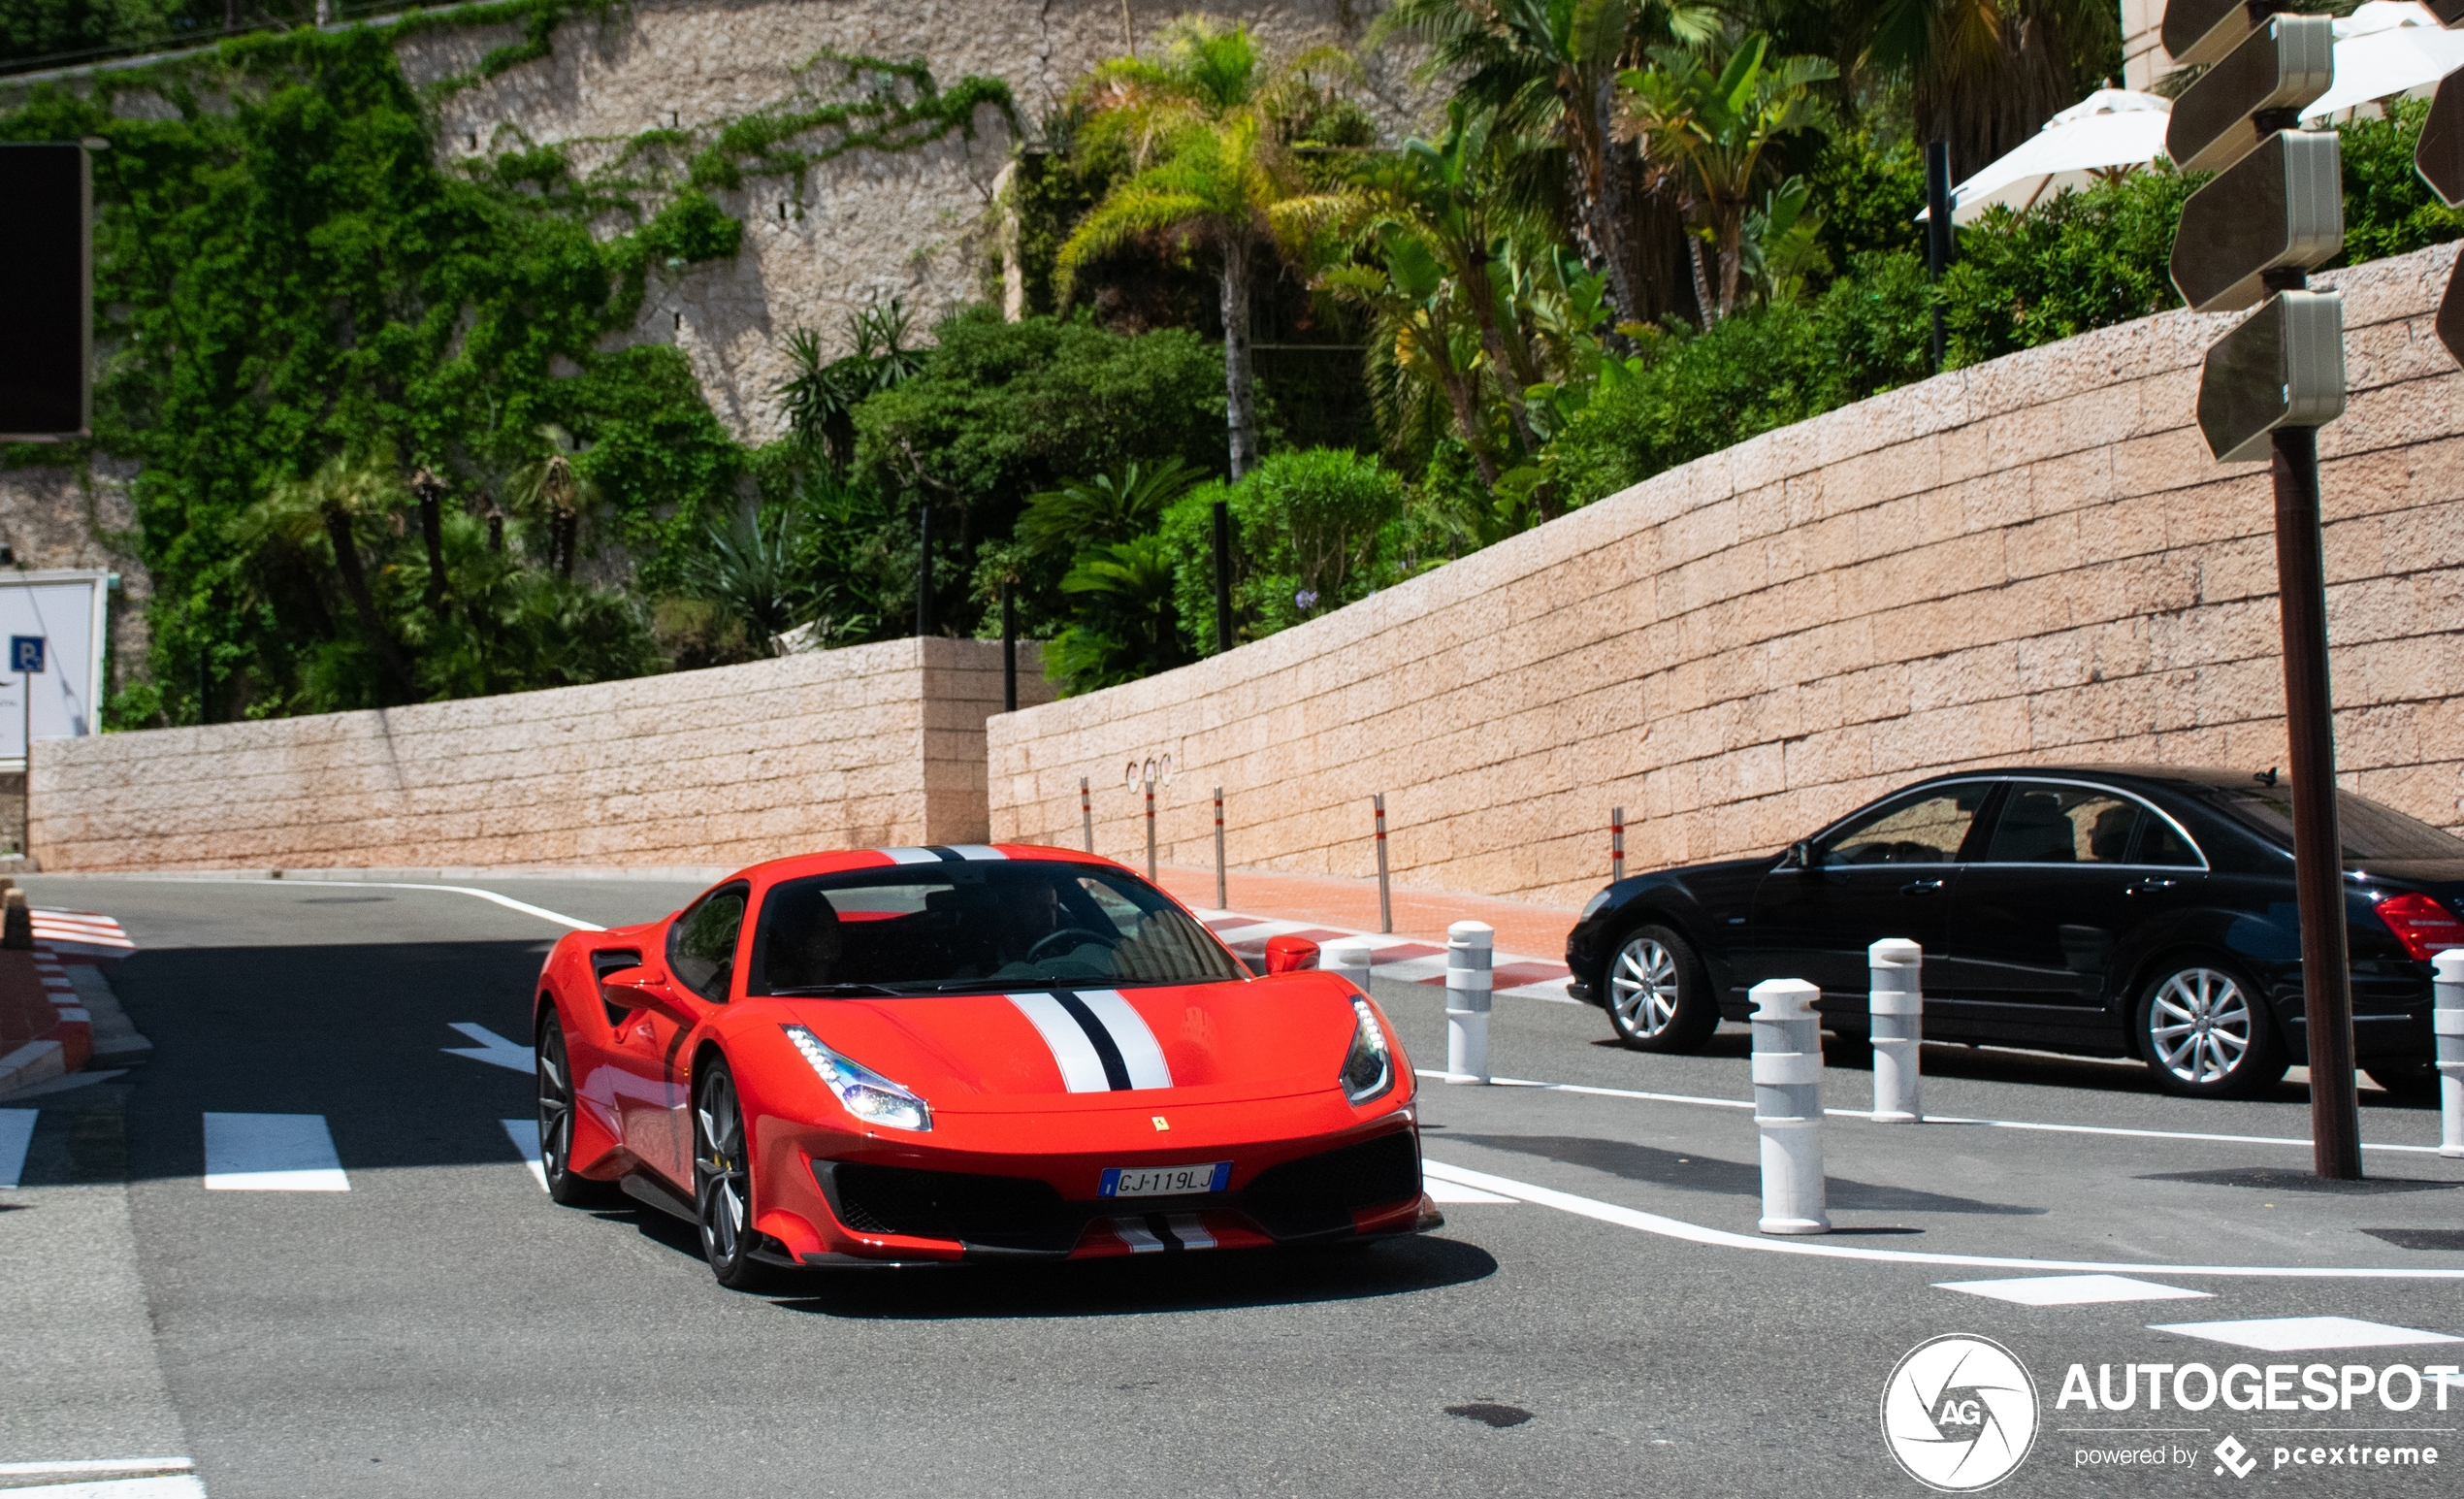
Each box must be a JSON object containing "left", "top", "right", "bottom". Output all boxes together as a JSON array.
[
  {"left": 1050, "top": 989, "right": 1132, "bottom": 1091},
  {"left": 924, "top": 845, "right": 964, "bottom": 863},
  {"left": 1149, "top": 1213, "right": 1184, "bottom": 1253}
]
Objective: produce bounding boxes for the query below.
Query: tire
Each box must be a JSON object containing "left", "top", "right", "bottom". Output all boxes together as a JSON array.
[
  {"left": 1604, "top": 924, "right": 1717, "bottom": 1053},
  {"left": 692, "top": 1057, "right": 776, "bottom": 1291},
  {"left": 2136, "top": 959, "right": 2288, "bottom": 1099},
  {"left": 2365, "top": 1059, "right": 2441, "bottom": 1103},
  {"left": 537, "top": 1011, "right": 617, "bottom": 1207}
]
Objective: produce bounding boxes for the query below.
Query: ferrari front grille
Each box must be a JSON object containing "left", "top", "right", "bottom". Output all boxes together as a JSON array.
[
  {"left": 821, "top": 1162, "right": 1074, "bottom": 1253},
  {"left": 1239, "top": 1131, "right": 1420, "bottom": 1239}
]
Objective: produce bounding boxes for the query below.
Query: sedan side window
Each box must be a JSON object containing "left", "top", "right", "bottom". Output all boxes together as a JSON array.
[
  {"left": 668, "top": 886, "right": 748, "bottom": 1001},
  {"left": 1821, "top": 788, "right": 1988, "bottom": 866},
  {"left": 1981, "top": 784, "right": 2144, "bottom": 864}
]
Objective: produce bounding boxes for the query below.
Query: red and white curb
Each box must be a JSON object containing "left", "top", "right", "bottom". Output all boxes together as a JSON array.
[
  {"left": 1193, "top": 909, "right": 1573, "bottom": 1002},
  {"left": 0, "top": 915, "right": 136, "bottom": 1097},
  {"left": 32, "top": 909, "right": 136, "bottom": 960}
]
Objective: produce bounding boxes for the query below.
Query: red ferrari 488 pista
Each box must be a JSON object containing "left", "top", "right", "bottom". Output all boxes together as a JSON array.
[{"left": 532, "top": 844, "right": 1438, "bottom": 1287}]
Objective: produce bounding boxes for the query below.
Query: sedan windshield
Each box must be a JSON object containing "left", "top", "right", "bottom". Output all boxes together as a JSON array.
[
  {"left": 745, "top": 860, "right": 1245, "bottom": 995},
  {"left": 2208, "top": 786, "right": 2464, "bottom": 864}
]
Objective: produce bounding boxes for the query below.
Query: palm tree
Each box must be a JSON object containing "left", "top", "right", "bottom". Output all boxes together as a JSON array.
[
  {"left": 1057, "top": 20, "right": 1361, "bottom": 480},
  {"left": 1320, "top": 227, "right": 1505, "bottom": 485},
  {"left": 1618, "top": 33, "right": 1834, "bottom": 323},
  {"left": 229, "top": 450, "right": 418, "bottom": 701},
  {"left": 1017, "top": 457, "right": 1204, "bottom": 556},
  {"left": 1852, "top": 0, "right": 2116, "bottom": 179},
  {"left": 773, "top": 298, "right": 924, "bottom": 474},
  {"left": 506, "top": 425, "right": 600, "bottom": 577},
  {"left": 1377, "top": 0, "right": 1714, "bottom": 329}
]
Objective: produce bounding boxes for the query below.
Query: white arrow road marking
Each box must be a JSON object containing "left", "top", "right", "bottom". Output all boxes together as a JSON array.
[
  {"left": 1419, "top": 1158, "right": 2464, "bottom": 1281},
  {"left": 0, "top": 1108, "right": 35, "bottom": 1189},
  {"left": 502, "top": 1119, "right": 547, "bottom": 1191},
  {"left": 443, "top": 1023, "right": 535, "bottom": 1073}
]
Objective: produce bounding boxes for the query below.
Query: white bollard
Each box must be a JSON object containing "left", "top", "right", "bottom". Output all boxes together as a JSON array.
[
  {"left": 1869, "top": 938, "right": 1924, "bottom": 1124},
  {"left": 1446, "top": 921, "right": 1492, "bottom": 1084},
  {"left": 1323, "top": 937, "right": 1374, "bottom": 995},
  {"left": 2436, "top": 950, "right": 2464, "bottom": 1159},
  {"left": 1751, "top": 978, "right": 1831, "bottom": 1235}
]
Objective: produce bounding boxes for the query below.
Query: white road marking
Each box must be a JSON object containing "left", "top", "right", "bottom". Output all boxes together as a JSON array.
[
  {"left": 0, "top": 1460, "right": 196, "bottom": 1478},
  {"left": 502, "top": 1119, "right": 547, "bottom": 1191},
  {"left": 226, "top": 879, "right": 603, "bottom": 930},
  {"left": 0, "top": 1108, "right": 35, "bottom": 1189},
  {"left": 1419, "top": 1157, "right": 2464, "bottom": 1280},
  {"left": 1937, "top": 1274, "right": 2212, "bottom": 1306},
  {"left": 1423, "top": 1069, "right": 2455, "bottom": 1156},
  {"left": 2150, "top": 1317, "right": 2464, "bottom": 1352},
  {"left": 1425, "top": 1177, "right": 1518, "bottom": 1204},
  {"left": 202, "top": 1113, "right": 348, "bottom": 1192},
  {"left": 18, "top": 1477, "right": 208, "bottom": 1498},
  {"left": 443, "top": 1023, "right": 535, "bottom": 1073}
]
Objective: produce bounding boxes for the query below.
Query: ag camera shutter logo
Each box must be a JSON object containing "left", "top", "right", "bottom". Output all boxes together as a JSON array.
[{"left": 1881, "top": 1335, "right": 2040, "bottom": 1490}]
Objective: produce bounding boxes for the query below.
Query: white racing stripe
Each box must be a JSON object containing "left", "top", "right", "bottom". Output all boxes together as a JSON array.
[
  {"left": 942, "top": 844, "right": 1008, "bottom": 861},
  {"left": 1007, "top": 994, "right": 1114, "bottom": 1092},
  {"left": 1164, "top": 1213, "right": 1216, "bottom": 1250},
  {"left": 877, "top": 848, "right": 943, "bottom": 864},
  {"left": 203, "top": 1113, "right": 348, "bottom": 1191},
  {"left": 1113, "top": 1218, "right": 1165, "bottom": 1254},
  {"left": 1420, "top": 1157, "right": 2464, "bottom": 1280},
  {"left": 1075, "top": 990, "right": 1173, "bottom": 1090}
]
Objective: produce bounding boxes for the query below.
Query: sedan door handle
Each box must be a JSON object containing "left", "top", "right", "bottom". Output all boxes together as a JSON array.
[
  {"left": 1899, "top": 879, "right": 1945, "bottom": 896},
  {"left": 2126, "top": 878, "right": 2178, "bottom": 896}
]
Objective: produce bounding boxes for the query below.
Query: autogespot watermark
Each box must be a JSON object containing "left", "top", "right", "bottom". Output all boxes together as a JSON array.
[
  {"left": 1883, "top": 1337, "right": 2461, "bottom": 1487},
  {"left": 1882, "top": 1335, "right": 2041, "bottom": 1491}
]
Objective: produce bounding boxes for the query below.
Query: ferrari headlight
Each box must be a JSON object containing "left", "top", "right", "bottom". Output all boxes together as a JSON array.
[
  {"left": 1339, "top": 997, "right": 1393, "bottom": 1105},
  {"left": 783, "top": 1025, "right": 932, "bottom": 1132}
]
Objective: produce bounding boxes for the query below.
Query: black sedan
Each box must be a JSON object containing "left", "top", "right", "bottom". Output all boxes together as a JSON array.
[{"left": 1564, "top": 766, "right": 2464, "bottom": 1099}]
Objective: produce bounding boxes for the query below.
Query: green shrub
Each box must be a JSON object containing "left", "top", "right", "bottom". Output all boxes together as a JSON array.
[
  {"left": 2338, "top": 97, "right": 2464, "bottom": 265},
  {"left": 1938, "top": 166, "right": 2193, "bottom": 365},
  {"left": 1161, "top": 448, "right": 1407, "bottom": 656}
]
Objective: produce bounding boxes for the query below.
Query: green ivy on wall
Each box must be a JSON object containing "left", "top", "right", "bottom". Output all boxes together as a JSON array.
[{"left": 0, "top": 5, "right": 1017, "bottom": 724}]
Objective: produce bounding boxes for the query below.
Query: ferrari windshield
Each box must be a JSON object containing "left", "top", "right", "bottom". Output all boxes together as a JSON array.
[{"left": 745, "top": 860, "right": 1245, "bottom": 994}]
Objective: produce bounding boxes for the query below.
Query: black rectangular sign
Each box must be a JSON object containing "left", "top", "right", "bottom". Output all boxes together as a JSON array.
[{"left": 0, "top": 143, "right": 92, "bottom": 440}]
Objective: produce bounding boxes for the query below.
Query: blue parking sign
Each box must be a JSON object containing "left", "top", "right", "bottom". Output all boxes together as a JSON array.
[{"left": 10, "top": 636, "right": 44, "bottom": 674}]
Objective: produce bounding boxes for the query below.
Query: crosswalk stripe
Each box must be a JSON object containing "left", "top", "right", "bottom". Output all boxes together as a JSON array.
[
  {"left": 0, "top": 1107, "right": 36, "bottom": 1189},
  {"left": 202, "top": 1113, "right": 347, "bottom": 1191},
  {"left": 501, "top": 1119, "right": 547, "bottom": 1191},
  {"left": 2150, "top": 1316, "right": 2464, "bottom": 1352},
  {"left": 1936, "top": 1274, "right": 2211, "bottom": 1306}
]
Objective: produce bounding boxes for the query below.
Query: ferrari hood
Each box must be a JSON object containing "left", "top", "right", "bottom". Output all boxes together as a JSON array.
[{"left": 760, "top": 973, "right": 1371, "bottom": 1115}]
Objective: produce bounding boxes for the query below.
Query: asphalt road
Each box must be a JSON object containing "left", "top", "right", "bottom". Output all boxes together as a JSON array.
[{"left": 8, "top": 873, "right": 2464, "bottom": 1499}]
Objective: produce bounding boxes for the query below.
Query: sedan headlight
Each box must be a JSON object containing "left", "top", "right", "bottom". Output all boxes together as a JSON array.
[
  {"left": 784, "top": 1025, "right": 932, "bottom": 1132},
  {"left": 1339, "top": 997, "right": 1394, "bottom": 1105},
  {"left": 1579, "top": 889, "right": 1612, "bottom": 922}
]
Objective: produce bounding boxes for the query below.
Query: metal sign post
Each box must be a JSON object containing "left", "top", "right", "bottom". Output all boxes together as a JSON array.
[
  {"left": 11, "top": 635, "right": 42, "bottom": 861},
  {"left": 2162, "top": 0, "right": 2358, "bottom": 1179}
]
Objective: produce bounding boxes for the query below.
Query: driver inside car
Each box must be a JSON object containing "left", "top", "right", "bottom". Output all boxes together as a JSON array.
[{"left": 991, "top": 873, "right": 1117, "bottom": 976}]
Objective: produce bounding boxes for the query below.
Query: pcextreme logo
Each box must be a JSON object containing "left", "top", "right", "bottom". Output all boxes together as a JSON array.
[{"left": 1881, "top": 1335, "right": 2041, "bottom": 1491}]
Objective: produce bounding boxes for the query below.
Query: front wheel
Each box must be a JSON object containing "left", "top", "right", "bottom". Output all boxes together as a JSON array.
[
  {"left": 693, "top": 1058, "right": 775, "bottom": 1290},
  {"left": 537, "top": 1012, "right": 616, "bottom": 1207},
  {"left": 2137, "top": 960, "right": 2287, "bottom": 1099},
  {"left": 1605, "top": 925, "right": 1717, "bottom": 1053}
]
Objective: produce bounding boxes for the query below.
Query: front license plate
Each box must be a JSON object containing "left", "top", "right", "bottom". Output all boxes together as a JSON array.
[{"left": 1100, "top": 1161, "right": 1231, "bottom": 1197}]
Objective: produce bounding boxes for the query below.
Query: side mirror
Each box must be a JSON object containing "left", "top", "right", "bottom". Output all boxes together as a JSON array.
[
  {"left": 599, "top": 964, "right": 670, "bottom": 1011},
  {"left": 1264, "top": 935, "right": 1320, "bottom": 974},
  {"left": 1789, "top": 840, "right": 1818, "bottom": 870}
]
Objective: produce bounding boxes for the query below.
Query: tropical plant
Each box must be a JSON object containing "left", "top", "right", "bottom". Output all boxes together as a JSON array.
[
  {"left": 1054, "top": 533, "right": 1190, "bottom": 691},
  {"left": 1617, "top": 33, "right": 1835, "bottom": 323},
  {"left": 504, "top": 426, "right": 601, "bottom": 579},
  {"left": 1057, "top": 20, "right": 1363, "bottom": 478},
  {"left": 773, "top": 298, "right": 924, "bottom": 473},
  {"left": 1377, "top": 0, "right": 1716, "bottom": 328},
  {"left": 1018, "top": 457, "right": 1205, "bottom": 556},
  {"left": 228, "top": 450, "right": 418, "bottom": 702},
  {"left": 679, "top": 507, "right": 813, "bottom": 657},
  {"left": 1847, "top": 0, "right": 2117, "bottom": 180}
]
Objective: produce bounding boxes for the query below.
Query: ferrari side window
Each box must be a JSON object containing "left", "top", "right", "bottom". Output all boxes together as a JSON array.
[{"left": 669, "top": 886, "right": 747, "bottom": 1001}]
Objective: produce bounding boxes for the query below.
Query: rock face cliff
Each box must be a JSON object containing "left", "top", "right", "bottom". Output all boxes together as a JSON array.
[{"left": 398, "top": 0, "right": 1417, "bottom": 441}]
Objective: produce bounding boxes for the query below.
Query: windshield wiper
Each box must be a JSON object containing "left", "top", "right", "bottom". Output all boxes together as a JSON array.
[{"left": 765, "top": 983, "right": 905, "bottom": 997}]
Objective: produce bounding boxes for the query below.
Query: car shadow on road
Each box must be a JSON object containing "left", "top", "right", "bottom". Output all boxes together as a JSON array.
[
  {"left": 1446, "top": 1132, "right": 2045, "bottom": 1216},
  {"left": 753, "top": 1234, "right": 1502, "bottom": 1320}
]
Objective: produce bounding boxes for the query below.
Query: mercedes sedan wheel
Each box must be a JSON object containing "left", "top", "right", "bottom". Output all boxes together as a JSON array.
[
  {"left": 1605, "top": 925, "right": 1716, "bottom": 1053},
  {"left": 2137, "top": 961, "right": 2287, "bottom": 1099}
]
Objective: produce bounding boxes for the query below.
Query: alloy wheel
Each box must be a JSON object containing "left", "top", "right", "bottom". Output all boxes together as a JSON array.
[
  {"left": 695, "top": 1067, "right": 750, "bottom": 1270},
  {"left": 2148, "top": 967, "right": 2252, "bottom": 1086},
  {"left": 537, "top": 1021, "right": 574, "bottom": 1183},
  {"left": 1610, "top": 935, "right": 1682, "bottom": 1040}
]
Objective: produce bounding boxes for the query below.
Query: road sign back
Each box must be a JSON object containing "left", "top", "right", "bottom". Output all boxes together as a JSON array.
[
  {"left": 2166, "top": 16, "right": 2335, "bottom": 176},
  {"left": 2195, "top": 291, "right": 2347, "bottom": 463},
  {"left": 2172, "top": 130, "right": 2343, "bottom": 313}
]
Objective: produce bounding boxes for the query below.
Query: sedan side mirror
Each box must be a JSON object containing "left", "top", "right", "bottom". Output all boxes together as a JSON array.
[
  {"left": 1264, "top": 935, "right": 1320, "bottom": 974},
  {"left": 1789, "top": 840, "right": 1818, "bottom": 870}
]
